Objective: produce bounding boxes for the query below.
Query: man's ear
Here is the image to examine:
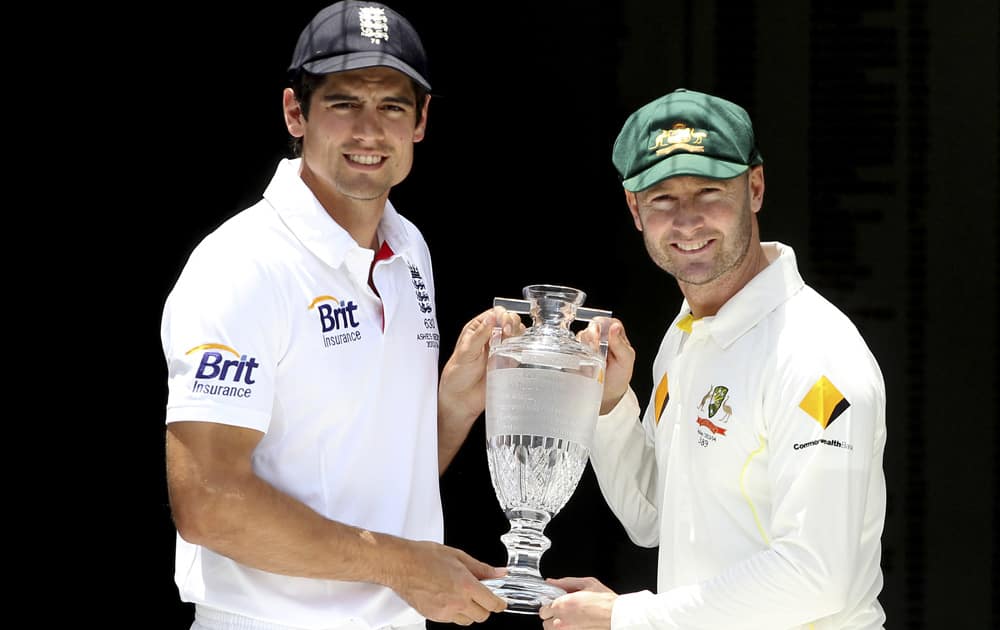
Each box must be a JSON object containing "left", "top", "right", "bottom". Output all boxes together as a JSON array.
[
  {"left": 749, "top": 165, "right": 765, "bottom": 214},
  {"left": 413, "top": 94, "right": 431, "bottom": 143},
  {"left": 625, "top": 190, "right": 642, "bottom": 232},
  {"left": 283, "top": 88, "right": 305, "bottom": 138}
]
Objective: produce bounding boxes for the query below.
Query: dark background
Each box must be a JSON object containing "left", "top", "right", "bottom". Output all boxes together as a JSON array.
[{"left": 124, "top": 1, "right": 996, "bottom": 628}]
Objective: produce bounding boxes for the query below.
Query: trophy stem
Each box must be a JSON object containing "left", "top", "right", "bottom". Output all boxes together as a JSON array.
[{"left": 482, "top": 509, "right": 567, "bottom": 614}]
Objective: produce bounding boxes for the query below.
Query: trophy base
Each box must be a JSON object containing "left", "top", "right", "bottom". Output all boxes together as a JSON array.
[{"left": 481, "top": 574, "right": 567, "bottom": 614}]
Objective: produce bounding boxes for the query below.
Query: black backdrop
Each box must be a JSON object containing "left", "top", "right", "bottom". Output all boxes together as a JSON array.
[{"left": 129, "top": 2, "right": 997, "bottom": 628}]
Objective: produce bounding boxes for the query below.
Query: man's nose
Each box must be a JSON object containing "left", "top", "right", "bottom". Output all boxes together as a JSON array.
[
  {"left": 671, "top": 199, "right": 704, "bottom": 230},
  {"left": 352, "top": 109, "right": 384, "bottom": 141}
]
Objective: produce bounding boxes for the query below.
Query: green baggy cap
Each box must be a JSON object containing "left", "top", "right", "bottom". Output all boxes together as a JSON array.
[{"left": 612, "top": 88, "right": 763, "bottom": 192}]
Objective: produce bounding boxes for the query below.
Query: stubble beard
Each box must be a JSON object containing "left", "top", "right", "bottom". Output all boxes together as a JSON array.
[
  {"left": 336, "top": 182, "right": 389, "bottom": 202},
  {"left": 334, "top": 168, "right": 395, "bottom": 202},
  {"left": 645, "top": 192, "right": 754, "bottom": 286}
]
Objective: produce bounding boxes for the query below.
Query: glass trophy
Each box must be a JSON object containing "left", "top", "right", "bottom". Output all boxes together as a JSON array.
[{"left": 481, "top": 284, "right": 611, "bottom": 614}]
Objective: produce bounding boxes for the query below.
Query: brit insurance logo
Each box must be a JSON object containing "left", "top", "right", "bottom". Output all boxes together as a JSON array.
[
  {"left": 309, "top": 294, "right": 363, "bottom": 348},
  {"left": 186, "top": 343, "right": 259, "bottom": 399},
  {"left": 694, "top": 384, "right": 733, "bottom": 448}
]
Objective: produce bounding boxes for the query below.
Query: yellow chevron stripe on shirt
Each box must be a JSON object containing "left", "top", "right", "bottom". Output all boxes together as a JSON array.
[{"left": 654, "top": 373, "right": 669, "bottom": 424}]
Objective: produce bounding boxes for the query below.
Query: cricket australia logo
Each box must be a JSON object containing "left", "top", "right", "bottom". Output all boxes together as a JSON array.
[
  {"left": 694, "top": 384, "right": 732, "bottom": 447},
  {"left": 650, "top": 122, "right": 708, "bottom": 156}
]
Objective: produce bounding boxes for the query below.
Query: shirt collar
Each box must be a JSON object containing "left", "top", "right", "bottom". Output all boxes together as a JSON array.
[
  {"left": 672, "top": 241, "right": 805, "bottom": 348},
  {"left": 262, "top": 158, "right": 415, "bottom": 269}
]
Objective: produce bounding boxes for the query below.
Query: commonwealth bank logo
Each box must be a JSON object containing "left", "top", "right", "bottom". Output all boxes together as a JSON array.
[
  {"left": 793, "top": 376, "right": 855, "bottom": 452},
  {"left": 798, "top": 375, "right": 850, "bottom": 429}
]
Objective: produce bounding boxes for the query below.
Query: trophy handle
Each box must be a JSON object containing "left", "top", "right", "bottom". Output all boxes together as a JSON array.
[
  {"left": 574, "top": 307, "right": 613, "bottom": 364},
  {"left": 491, "top": 297, "right": 612, "bottom": 363}
]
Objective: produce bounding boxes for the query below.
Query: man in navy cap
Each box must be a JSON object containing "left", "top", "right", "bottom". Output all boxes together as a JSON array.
[
  {"left": 540, "top": 89, "right": 888, "bottom": 629},
  {"left": 161, "top": 3, "right": 515, "bottom": 629}
]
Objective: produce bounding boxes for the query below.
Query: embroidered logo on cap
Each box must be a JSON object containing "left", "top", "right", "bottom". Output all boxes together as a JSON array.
[
  {"left": 650, "top": 123, "right": 708, "bottom": 156},
  {"left": 358, "top": 7, "right": 389, "bottom": 44}
]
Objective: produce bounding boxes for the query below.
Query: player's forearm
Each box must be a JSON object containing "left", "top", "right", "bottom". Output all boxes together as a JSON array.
[
  {"left": 173, "top": 472, "right": 408, "bottom": 584},
  {"left": 589, "top": 388, "right": 661, "bottom": 546},
  {"left": 437, "top": 402, "right": 479, "bottom": 474},
  {"left": 613, "top": 543, "right": 852, "bottom": 630}
]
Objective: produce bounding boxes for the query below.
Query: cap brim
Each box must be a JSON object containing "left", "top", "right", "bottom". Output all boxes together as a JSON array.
[
  {"left": 302, "top": 51, "right": 431, "bottom": 91},
  {"left": 622, "top": 153, "right": 749, "bottom": 192}
]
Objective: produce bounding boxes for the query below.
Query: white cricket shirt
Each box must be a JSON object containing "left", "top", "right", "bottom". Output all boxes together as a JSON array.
[
  {"left": 161, "top": 158, "right": 443, "bottom": 630},
  {"left": 591, "top": 242, "right": 887, "bottom": 629}
]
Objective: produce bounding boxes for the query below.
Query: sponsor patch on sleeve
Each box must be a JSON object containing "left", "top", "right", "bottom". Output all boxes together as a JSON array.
[{"left": 798, "top": 375, "right": 850, "bottom": 429}]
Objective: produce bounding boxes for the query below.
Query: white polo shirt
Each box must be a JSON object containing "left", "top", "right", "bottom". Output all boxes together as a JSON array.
[
  {"left": 161, "top": 158, "right": 443, "bottom": 630},
  {"left": 591, "top": 242, "right": 887, "bottom": 629}
]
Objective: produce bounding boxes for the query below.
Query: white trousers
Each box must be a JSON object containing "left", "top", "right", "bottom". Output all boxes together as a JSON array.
[{"left": 191, "top": 606, "right": 427, "bottom": 630}]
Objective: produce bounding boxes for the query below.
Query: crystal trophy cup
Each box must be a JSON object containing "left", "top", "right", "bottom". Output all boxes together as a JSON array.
[{"left": 481, "top": 284, "right": 611, "bottom": 614}]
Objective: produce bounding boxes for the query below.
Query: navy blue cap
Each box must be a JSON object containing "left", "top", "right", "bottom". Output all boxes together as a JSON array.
[{"left": 288, "top": 1, "right": 431, "bottom": 91}]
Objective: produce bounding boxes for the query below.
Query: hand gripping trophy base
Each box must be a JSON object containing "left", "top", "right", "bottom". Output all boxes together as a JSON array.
[
  {"left": 481, "top": 574, "right": 566, "bottom": 614},
  {"left": 481, "top": 510, "right": 566, "bottom": 614}
]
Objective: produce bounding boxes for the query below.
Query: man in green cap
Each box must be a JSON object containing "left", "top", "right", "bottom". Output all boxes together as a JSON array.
[{"left": 538, "top": 88, "right": 888, "bottom": 629}]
